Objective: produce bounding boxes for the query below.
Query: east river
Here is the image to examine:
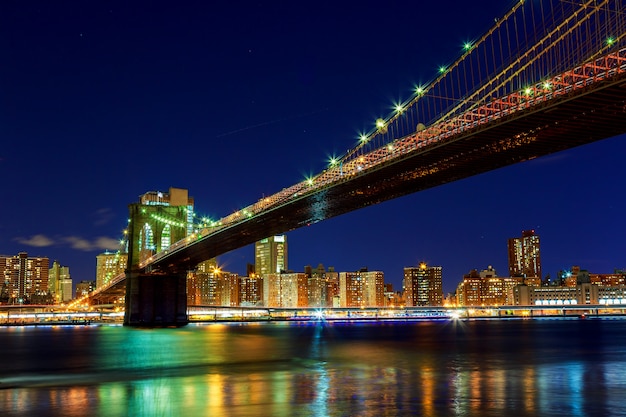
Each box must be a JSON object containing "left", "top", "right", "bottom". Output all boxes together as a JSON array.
[{"left": 1, "top": 317, "right": 626, "bottom": 416}]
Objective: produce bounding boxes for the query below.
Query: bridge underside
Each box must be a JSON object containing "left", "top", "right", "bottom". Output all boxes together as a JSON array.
[{"left": 148, "top": 72, "right": 626, "bottom": 272}]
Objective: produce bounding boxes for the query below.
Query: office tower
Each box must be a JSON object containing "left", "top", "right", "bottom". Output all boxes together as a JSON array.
[
  {"left": 508, "top": 230, "right": 541, "bottom": 278},
  {"left": 49, "top": 261, "right": 72, "bottom": 303},
  {"left": 403, "top": 263, "right": 443, "bottom": 307},
  {"left": 255, "top": 235, "right": 287, "bottom": 276},
  {"left": 0, "top": 252, "right": 49, "bottom": 303},
  {"left": 96, "top": 251, "right": 128, "bottom": 288}
]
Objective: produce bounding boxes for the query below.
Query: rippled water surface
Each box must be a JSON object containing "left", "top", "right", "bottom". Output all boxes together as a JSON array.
[{"left": 2, "top": 318, "right": 626, "bottom": 416}]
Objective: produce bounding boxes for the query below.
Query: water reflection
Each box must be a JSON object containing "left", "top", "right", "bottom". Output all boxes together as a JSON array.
[{"left": 2, "top": 320, "right": 626, "bottom": 416}]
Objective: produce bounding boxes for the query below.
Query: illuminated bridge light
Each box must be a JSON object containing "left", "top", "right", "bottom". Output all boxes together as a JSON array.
[
  {"left": 542, "top": 81, "right": 552, "bottom": 90},
  {"left": 463, "top": 42, "right": 473, "bottom": 51},
  {"left": 415, "top": 86, "right": 425, "bottom": 96},
  {"left": 359, "top": 134, "right": 368, "bottom": 143},
  {"left": 438, "top": 66, "right": 446, "bottom": 74},
  {"left": 329, "top": 157, "right": 338, "bottom": 167},
  {"left": 306, "top": 178, "right": 314, "bottom": 186},
  {"left": 376, "top": 118, "right": 386, "bottom": 128},
  {"left": 394, "top": 104, "right": 404, "bottom": 113},
  {"left": 524, "top": 87, "right": 533, "bottom": 96},
  {"left": 607, "top": 37, "right": 616, "bottom": 46}
]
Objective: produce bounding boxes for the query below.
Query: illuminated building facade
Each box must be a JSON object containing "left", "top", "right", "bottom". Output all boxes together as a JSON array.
[
  {"left": 263, "top": 272, "right": 308, "bottom": 307},
  {"left": 307, "top": 264, "right": 339, "bottom": 307},
  {"left": 0, "top": 252, "right": 49, "bottom": 302},
  {"left": 96, "top": 251, "right": 128, "bottom": 288},
  {"left": 513, "top": 283, "right": 626, "bottom": 306},
  {"left": 240, "top": 275, "right": 263, "bottom": 306},
  {"left": 255, "top": 235, "right": 287, "bottom": 276},
  {"left": 456, "top": 267, "right": 523, "bottom": 306},
  {"left": 49, "top": 261, "right": 72, "bottom": 302},
  {"left": 591, "top": 272, "right": 626, "bottom": 286},
  {"left": 339, "top": 268, "right": 384, "bottom": 308},
  {"left": 513, "top": 283, "right": 599, "bottom": 305},
  {"left": 507, "top": 230, "right": 541, "bottom": 279},
  {"left": 403, "top": 263, "right": 443, "bottom": 306},
  {"left": 75, "top": 280, "right": 95, "bottom": 298},
  {"left": 187, "top": 259, "right": 218, "bottom": 305}
]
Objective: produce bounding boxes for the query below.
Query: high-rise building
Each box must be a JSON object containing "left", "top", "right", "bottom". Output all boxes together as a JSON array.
[
  {"left": 49, "top": 261, "right": 72, "bottom": 303},
  {"left": 0, "top": 252, "right": 49, "bottom": 303},
  {"left": 262, "top": 272, "right": 308, "bottom": 308},
  {"left": 307, "top": 264, "right": 339, "bottom": 308},
  {"left": 403, "top": 263, "right": 443, "bottom": 306},
  {"left": 339, "top": 268, "right": 384, "bottom": 308},
  {"left": 96, "top": 251, "right": 128, "bottom": 288},
  {"left": 255, "top": 235, "right": 287, "bottom": 276},
  {"left": 240, "top": 274, "right": 263, "bottom": 306},
  {"left": 187, "top": 259, "right": 219, "bottom": 305},
  {"left": 507, "top": 230, "right": 541, "bottom": 279}
]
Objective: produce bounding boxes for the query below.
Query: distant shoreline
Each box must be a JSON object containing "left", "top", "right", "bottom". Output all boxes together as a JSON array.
[{"left": 3, "top": 312, "right": 626, "bottom": 328}]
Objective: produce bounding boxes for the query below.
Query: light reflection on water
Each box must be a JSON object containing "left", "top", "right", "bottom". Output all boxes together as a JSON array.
[{"left": 1, "top": 319, "right": 626, "bottom": 416}]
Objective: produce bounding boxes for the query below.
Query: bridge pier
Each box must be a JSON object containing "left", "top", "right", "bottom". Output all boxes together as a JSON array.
[{"left": 124, "top": 270, "right": 188, "bottom": 327}]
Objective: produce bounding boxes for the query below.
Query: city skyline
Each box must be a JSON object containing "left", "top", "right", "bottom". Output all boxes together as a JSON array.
[{"left": 2, "top": 1, "right": 625, "bottom": 295}]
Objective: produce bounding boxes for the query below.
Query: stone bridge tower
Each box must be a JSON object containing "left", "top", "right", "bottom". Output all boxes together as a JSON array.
[{"left": 124, "top": 187, "right": 194, "bottom": 326}]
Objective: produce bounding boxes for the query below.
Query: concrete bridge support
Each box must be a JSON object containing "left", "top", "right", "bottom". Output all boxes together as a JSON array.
[{"left": 124, "top": 270, "right": 188, "bottom": 327}]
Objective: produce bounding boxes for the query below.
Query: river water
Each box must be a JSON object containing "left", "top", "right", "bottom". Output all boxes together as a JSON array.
[{"left": 1, "top": 317, "right": 626, "bottom": 417}]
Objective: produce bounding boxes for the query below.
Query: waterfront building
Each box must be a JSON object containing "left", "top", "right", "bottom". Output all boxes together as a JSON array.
[
  {"left": 511, "top": 282, "right": 626, "bottom": 305},
  {"left": 514, "top": 284, "right": 591, "bottom": 305},
  {"left": 220, "top": 272, "right": 240, "bottom": 307},
  {"left": 255, "top": 235, "right": 287, "bottom": 276},
  {"left": 240, "top": 274, "right": 263, "bottom": 306},
  {"left": 456, "top": 270, "right": 482, "bottom": 306},
  {"left": 456, "top": 267, "right": 523, "bottom": 306},
  {"left": 403, "top": 263, "right": 443, "bottom": 306},
  {"left": 263, "top": 272, "right": 308, "bottom": 307},
  {"left": 507, "top": 230, "right": 541, "bottom": 279},
  {"left": 187, "top": 259, "right": 219, "bottom": 305},
  {"left": 188, "top": 259, "right": 240, "bottom": 307},
  {"left": 307, "top": 264, "right": 339, "bottom": 307},
  {"left": 339, "top": 268, "right": 384, "bottom": 308},
  {"left": 0, "top": 252, "right": 49, "bottom": 303},
  {"left": 96, "top": 251, "right": 128, "bottom": 288}
]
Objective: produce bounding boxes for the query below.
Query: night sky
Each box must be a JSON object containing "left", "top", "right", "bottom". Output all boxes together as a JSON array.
[{"left": 2, "top": 1, "right": 625, "bottom": 295}]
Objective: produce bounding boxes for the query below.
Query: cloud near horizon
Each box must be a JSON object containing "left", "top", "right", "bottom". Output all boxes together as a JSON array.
[{"left": 15, "top": 235, "right": 121, "bottom": 252}]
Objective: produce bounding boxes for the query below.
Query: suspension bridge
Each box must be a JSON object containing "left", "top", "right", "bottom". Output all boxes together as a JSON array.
[{"left": 82, "top": 0, "right": 626, "bottom": 325}]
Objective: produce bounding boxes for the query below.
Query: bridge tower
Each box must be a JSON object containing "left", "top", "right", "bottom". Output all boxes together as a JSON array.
[{"left": 124, "top": 187, "right": 194, "bottom": 327}]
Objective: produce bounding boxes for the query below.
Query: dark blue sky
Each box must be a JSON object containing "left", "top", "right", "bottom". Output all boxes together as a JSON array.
[{"left": 2, "top": 1, "right": 625, "bottom": 294}]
